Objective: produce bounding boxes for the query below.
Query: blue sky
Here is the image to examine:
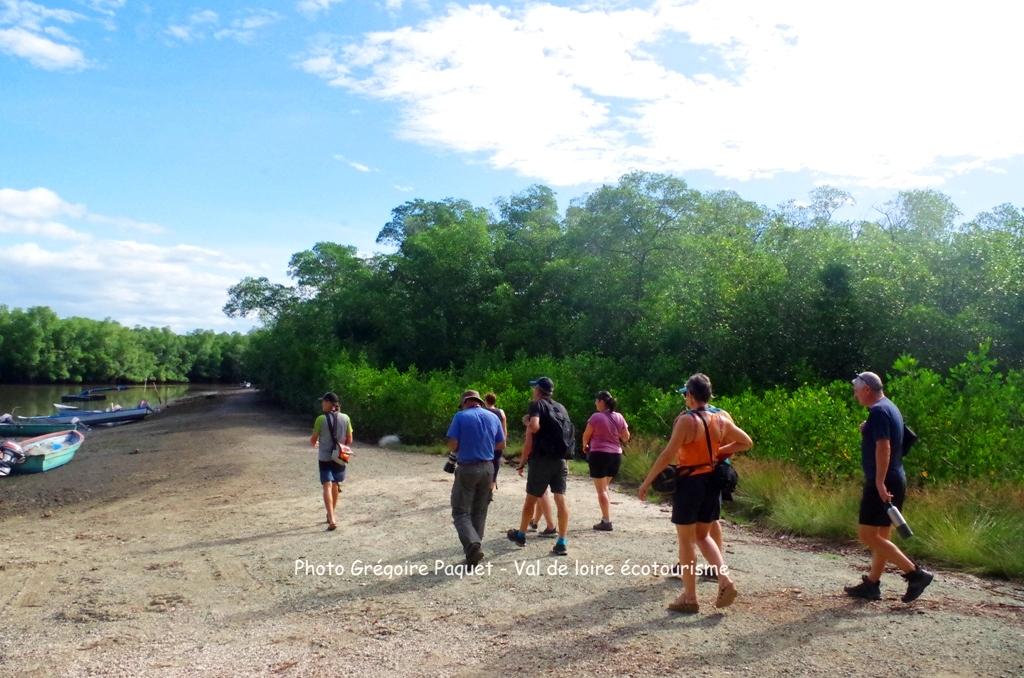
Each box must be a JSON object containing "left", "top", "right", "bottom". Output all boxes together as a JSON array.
[{"left": 1, "top": 0, "right": 1021, "bottom": 331}]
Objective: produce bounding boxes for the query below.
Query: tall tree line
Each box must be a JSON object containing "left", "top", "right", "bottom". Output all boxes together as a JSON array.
[
  {"left": 0, "top": 306, "right": 248, "bottom": 383},
  {"left": 227, "top": 172, "right": 1024, "bottom": 393}
]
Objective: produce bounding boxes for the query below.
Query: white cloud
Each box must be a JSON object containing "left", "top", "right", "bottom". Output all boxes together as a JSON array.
[
  {"left": 0, "top": 0, "right": 127, "bottom": 69},
  {"left": 300, "top": 0, "right": 1024, "bottom": 188},
  {"left": 393, "top": 184, "right": 414, "bottom": 192},
  {"left": 167, "top": 8, "right": 279, "bottom": 45},
  {"left": 0, "top": 24, "right": 84, "bottom": 69},
  {"left": 0, "top": 186, "right": 85, "bottom": 219},
  {"left": 332, "top": 154, "right": 375, "bottom": 173},
  {"left": 297, "top": 0, "right": 344, "bottom": 17},
  {"left": 0, "top": 187, "right": 250, "bottom": 331}
]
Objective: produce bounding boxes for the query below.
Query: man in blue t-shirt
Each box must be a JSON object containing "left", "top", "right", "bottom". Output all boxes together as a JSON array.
[
  {"left": 446, "top": 390, "right": 505, "bottom": 566},
  {"left": 844, "top": 372, "right": 934, "bottom": 603}
]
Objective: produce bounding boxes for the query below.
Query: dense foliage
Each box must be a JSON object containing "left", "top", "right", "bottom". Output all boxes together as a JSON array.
[
  {"left": 0, "top": 306, "right": 247, "bottom": 383},
  {"left": 229, "top": 174, "right": 1024, "bottom": 391},
  {"left": 231, "top": 173, "right": 1023, "bottom": 482}
]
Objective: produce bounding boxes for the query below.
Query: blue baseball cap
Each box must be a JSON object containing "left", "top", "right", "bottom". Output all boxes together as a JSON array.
[{"left": 528, "top": 377, "right": 554, "bottom": 394}]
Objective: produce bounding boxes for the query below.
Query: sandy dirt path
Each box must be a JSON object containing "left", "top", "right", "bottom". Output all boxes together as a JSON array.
[{"left": 1, "top": 392, "right": 1022, "bottom": 677}]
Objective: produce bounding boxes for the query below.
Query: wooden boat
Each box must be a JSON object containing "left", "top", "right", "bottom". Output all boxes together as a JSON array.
[
  {"left": 11, "top": 430, "right": 85, "bottom": 474},
  {"left": 59, "top": 386, "right": 128, "bottom": 402},
  {"left": 0, "top": 420, "right": 86, "bottom": 437},
  {"left": 61, "top": 391, "right": 106, "bottom": 402},
  {"left": 18, "top": 402, "right": 154, "bottom": 427}
]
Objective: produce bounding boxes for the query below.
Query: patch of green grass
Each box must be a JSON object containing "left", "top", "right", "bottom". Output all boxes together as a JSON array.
[{"left": 729, "top": 459, "right": 1024, "bottom": 579}]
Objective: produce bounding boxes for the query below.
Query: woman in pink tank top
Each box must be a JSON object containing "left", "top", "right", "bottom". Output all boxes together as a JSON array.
[{"left": 582, "top": 390, "right": 630, "bottom": 531}]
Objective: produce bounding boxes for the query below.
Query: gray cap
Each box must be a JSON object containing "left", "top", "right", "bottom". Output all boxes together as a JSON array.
[{"left": 852, "top": 372, "right": 884, "bottom": 392}]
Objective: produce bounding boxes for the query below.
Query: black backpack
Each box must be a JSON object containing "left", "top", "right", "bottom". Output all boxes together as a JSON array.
[{"left": 537, "top": 400, "right": 576, "bottom": 460}]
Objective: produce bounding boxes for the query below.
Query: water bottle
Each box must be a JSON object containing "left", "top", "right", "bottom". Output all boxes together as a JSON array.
[
  {"left": 443, "top": 452, "right": 457, "bottom": 474},
  {"left": 887, "top": 503, "right": 914, "bottom": 538}
]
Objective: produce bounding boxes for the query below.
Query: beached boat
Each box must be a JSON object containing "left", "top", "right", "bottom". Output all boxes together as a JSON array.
[
  {"left": 17, "top": 402, "right": 154, "bottom": 427},
  {"left": 11, "top": 430, "right": 85, "bottom": 474},
  {"left": 0, "top": 420, "right": 86, "bottom": 437}
]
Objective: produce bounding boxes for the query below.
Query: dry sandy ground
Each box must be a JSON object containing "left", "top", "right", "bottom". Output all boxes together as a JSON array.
[{"left": 0, "top": 392, "right": 1022, "bottom": 677}]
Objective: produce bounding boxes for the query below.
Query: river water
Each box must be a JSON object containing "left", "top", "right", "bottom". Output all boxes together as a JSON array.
[{"left": 0, "top": 383, "right": 234, "bottom": 417}]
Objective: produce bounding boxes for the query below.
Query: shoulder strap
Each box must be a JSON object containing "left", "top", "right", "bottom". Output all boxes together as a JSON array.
[
  {"left": 689, "top": 410, "right": 715, "bottom": 466},
  {"left": 325, "top": 411, "right": 340, "bottom": 448}
]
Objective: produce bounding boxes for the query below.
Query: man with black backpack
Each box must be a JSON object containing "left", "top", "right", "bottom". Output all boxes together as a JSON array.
[{"left": 507, "top": 377, "right": 575, "bottom": 556}]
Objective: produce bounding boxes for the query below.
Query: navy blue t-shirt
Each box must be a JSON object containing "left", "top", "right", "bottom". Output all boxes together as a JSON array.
[
  {"left": 446, "top": 406, "right": 504, "bottom": 464},
  {"left": 861, "top": 397, "right": 905, "bottom": 481}
]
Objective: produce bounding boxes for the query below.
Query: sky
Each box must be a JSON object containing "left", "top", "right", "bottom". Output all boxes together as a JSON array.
[{"left": 1, "top": 0, "right": 1022, "bottom": 332}]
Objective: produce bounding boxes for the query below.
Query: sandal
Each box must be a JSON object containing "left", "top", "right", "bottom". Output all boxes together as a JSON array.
[
  {"left": 327, "top": 523, "right": 337, "bottom": 531},
  {"left": 715, "top": 583, "right": 738, "bottom": 608},
  {"left": 667, "top": 597, "right": 700, "bottom": 614}
]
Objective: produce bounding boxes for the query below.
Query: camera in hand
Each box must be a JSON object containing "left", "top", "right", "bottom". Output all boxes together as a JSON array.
[{"left": 443, "top": 452, "right": 457, "bottom": 474}]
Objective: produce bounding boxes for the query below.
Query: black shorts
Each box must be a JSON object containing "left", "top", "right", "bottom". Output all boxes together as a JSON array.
[
  {"left": 587, "top": 451, "right": 621, "bottom": 479},
  {"left": 671, "top": 472, "right": 721, "bottom": 525},
  {"left": 859, "top": 475, "right": 907, "bottom": 527},
  {"left": 526, "top": 455, "right": 568, "bottom": 497}
]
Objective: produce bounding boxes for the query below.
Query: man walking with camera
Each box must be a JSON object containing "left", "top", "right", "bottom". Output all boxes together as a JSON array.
[
  {"left": 845, "top": 371, "right": 933, "bottom": 603},
  {"left": 446, "top": 390, "right": 505, "bottom": 566}
]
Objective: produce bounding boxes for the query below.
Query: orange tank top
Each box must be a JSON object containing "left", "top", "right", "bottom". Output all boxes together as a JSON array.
[{"left": 676, "top": 410, "right": 721, "bottom": 475}]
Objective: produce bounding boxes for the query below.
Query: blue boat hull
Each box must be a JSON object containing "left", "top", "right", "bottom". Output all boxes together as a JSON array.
[{"left": 18, "top": 407, "right": 152, "bottom": 427}]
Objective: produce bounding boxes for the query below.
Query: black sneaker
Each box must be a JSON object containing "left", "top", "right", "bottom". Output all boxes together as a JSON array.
[
  {"left": 552, "top": 540, "right": 568, "bottom": 556},
  {"left": 527, "top": 522, "right": 538, "bottom": 532},
  {"left": 844, "top": 575, "right": 881, "bottom": 600},
  {"left": 506, "top": 529, "right": 526, "bottom": 547},
  {"left": 593, "top": 520, "right": 613, "bottom": 532},
  {"left": 902, "top": 567, "right": 934, "bottom": 603},
  {"left": 539, "top": 526, "right": 558, "bottom": 537},
  {"left": 466, "top": 542, "right": 484, "bottom": 566}
]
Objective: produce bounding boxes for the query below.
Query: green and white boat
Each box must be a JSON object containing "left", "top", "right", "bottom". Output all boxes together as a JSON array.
[{"left": 11, "top": 430, "right": 85, "bottom": 474}]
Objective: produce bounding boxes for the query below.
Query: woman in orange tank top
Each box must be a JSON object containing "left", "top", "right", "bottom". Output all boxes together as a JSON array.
[{"left": 639, "top": 373, "right": 753, "bottom": 614}]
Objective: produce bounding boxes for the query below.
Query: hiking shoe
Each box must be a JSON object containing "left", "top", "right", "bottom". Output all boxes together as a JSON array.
[
  {"left": 506, "top": 529, "right": 526, "bottom": 547},
  {"left": 552, "top": 539, "right": 568, "bottom": 556},
  {"left": 466, "top": 542, "right": 484, "bottom": 566},
  {"left": 902, "top": 567, "right": 934, "bottom": 603},
  {"left": 844, "top": 575, "right": 881, "bottom": 600},
  {"left": 527, "top": 522, "right": 538, "bottom": 532},
  {"left": 539, "top": 527, "right": 558, "bottom": 537},
  {"left": 593, "top": 520, "right": 613, "bottom": 531}
]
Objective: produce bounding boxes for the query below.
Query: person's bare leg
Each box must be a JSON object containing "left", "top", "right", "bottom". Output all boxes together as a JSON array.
[
  {"left": 860, "top": 525, "right": 914, "bottom": 579},
  {"left": 322, "top": 482, "right": 336, "bottom": 526},
  {"left": 675, "top": 524, "right": 698, "bottom": 604},
  {"left": 593, "top": 477, "right": 611, "bottom": 522},
  {"left": 519, "top": 495, "right": 540, "bottom": 533},
  {"left": 539, "top": 491, "right": 555, "bottom": 529},
  {"left": 552, "top": 493, "right": 570, "bottom": 538},
  {"left": 332, "top": 482, "right": 340, "bottom": 511},
  {"left": 710, "top": 519, "right": 723, "bottom": 550},
  {"left": 696, "top": 522, "right": 734, "bottom": 591}
]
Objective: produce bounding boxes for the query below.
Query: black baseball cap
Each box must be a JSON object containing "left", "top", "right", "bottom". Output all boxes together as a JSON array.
[{"left": 528, "top": 377, "right": 554, "bottom": 394}]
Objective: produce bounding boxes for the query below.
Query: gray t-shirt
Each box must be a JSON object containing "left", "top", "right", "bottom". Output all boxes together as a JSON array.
[{"left": 313, "top": 412, "right": 352, "bottom": 462}]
